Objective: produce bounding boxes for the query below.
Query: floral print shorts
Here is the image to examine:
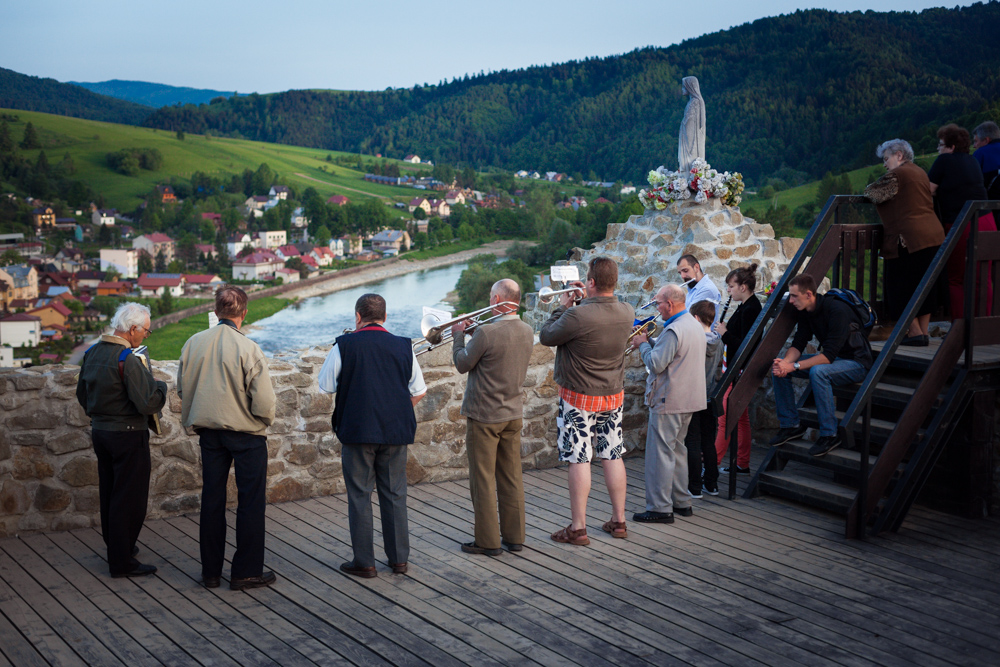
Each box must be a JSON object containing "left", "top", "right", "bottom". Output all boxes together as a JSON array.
[{"left": 556, "top": 398, "right": 625, "bottom": 464}]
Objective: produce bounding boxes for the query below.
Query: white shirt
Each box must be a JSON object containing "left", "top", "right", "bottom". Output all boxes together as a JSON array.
[
  {"left": 317, "top": 342, "right": 426, "bottom": 396},
  {"left": 686, "top": 275, "right": 723, "bottom": 324}
]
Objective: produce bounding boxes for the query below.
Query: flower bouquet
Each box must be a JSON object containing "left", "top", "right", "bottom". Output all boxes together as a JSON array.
[{"left": 638, "top": 159, "right": 744, "bottom": 210}]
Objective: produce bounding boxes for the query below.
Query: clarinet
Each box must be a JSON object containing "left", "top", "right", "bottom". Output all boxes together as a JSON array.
[{"left": 718, "top": 295, "right": 733, "bottom": 324}]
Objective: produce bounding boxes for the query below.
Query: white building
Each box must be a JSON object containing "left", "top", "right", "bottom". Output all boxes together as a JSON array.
[
  {"left": 100, "top": 248, "right": 139, "bottom": 278},
  {"left": 92, "top": 209, "right": 116, "bottom": 226},
  {"left": 226, "top": 233, "right": 254, "bottom": 258},
  {"left": 257, "top": 229, "right": 287, "bottom": 250},
  {"left": 269, "top": 185, "right": 290, "bottom": 201},
  {"left": 328, "top": 238, "right": 344, "bottom": 258},
  {"left": 275, "top": 268, "right": 300, "bottom": 283},
  {"left": 0, "top": 314, "right": 42, "bottom": 348},
  {"left": 232, "top": 252, "right": 284, "bottom": 281},
  {"left": 290, "top": 207, "right": 309, "bottom": 229}
]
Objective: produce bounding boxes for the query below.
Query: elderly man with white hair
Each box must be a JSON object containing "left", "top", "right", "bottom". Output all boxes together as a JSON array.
[{"left": 76, "top": 302, "right": 167, "bottom": 578}]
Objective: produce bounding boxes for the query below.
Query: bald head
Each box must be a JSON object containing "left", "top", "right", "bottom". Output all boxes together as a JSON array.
[
  {"left": 491, "top": 279, "right": 521, "bottom": 304},
  {"left": 654, "top": 284, "right": 687, "bottom": 319},
  {"left": 661, "top": 284, "right": 686, "bottom": 305}
]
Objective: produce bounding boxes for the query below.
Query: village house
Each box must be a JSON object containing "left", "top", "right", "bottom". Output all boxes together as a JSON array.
[
  {"left": 74, "top": 270, "right": 105, "bottom": 290},
  {"left": 257, "top": 230, "right": 287, "bottom": 250},
  {"left": 226, "top": 232, "right": 254, "bottom": 258},
  {"left": 0, "top": 313, "right": 42, "bottom": 348},
  {"left": 269, "top": 185, "right": 290, "bottom": 201},
  {"left": 0, "top": 279, "right": 11, "bottom": 311},
  {"left": 40, "top": 322, "right": 70, "bottom": 342},
  {"left": 620, "top": 185, "right": 637, "bottom": 195},
  {"left": 0, "top": 265, "right": 39, "bottom": 302},
  {"left": 26, "top": 301, "right": 72, "bottom": 329},
  {"left": 407, "top": 220, "right": 429, "bottom": 236},
  {"left": 195, "top": 243, "right": 218, "bottom": 259},
  {"left": 371, "top": 230, "right": 411, "bottom": 254},
  {"left": 156, "top": 185, "right": 177, "bottom": 204},
  {"left": 427, "top": 199, "right": 451, "bottom": 217},
  {"left": 290, "top": 207, "right": 309, "bottom": 228},
  {"left": 91, "top": 209, "right": 116, "bottom": 226},
  {"left": 137, "top": 273, "right": 185, "bottom": 298},
  {"left": 232, "top": 251, "right": 284, "bottom": 281},
  {"left": 133, "top": 233, "right": 176, "bottom": 265},
  {"left": 354, "top": 251, "right": 380, "bottom": 262},
  {"left": 328, "top": 238, "right": 344, "bottom": 258},
  {"left": 182, "top": 274, "right": 223, "bottom": 291},
  {"left": 408, "top": 198, "right": 432, "bottom": 215},
  {"left": 275, "top": 267, "right": 300, "bottom": 284},
  {"left": 275, "top": 244, "right": 301, "bottom": 261},
  {"left": 32, "top": 206, "right": 56, "bottom": 232},
  {"left": 99, "top": 248, "right": 138, "bottom": 278},
  {"left": 339, "top": 235, "right": 363, "bottom": 255},
  {"left": 96, "top": 281, "right": 131, "bottom": 297},
  {"left": 0, "top": 345, "right": 31, "bottom": 369},
  {"left": 327, "top": 195, "right": 350, "bottom": 206},
  {"left": 244, "top": 196, "right": 270, "bottom": 217},
  {"left": 310, "top": 246, "right": 334, "bottom": 267},
  {"left": 445, "top": 190, "right": 466, "bottom": 206},
  {"left": 404, "top": 155, "right": 421, "bottom": 164}
]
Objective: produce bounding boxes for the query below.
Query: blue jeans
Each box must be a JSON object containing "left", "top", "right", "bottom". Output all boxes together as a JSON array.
[{"left": 772, "top": 355, "right": 867, "bottom": 437}]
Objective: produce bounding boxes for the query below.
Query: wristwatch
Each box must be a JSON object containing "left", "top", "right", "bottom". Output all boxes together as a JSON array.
[{"left": 793, "top": 362, "right": 801, "bottom": 370}]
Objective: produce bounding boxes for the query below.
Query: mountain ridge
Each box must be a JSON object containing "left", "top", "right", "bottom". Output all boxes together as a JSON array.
[{"left": 69, "top": 79, "right": 240, "bottom": 108}]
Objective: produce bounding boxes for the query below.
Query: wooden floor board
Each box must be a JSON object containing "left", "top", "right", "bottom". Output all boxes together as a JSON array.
[{"left": 1, "top": 456, "right": 997, "bottom": 666}]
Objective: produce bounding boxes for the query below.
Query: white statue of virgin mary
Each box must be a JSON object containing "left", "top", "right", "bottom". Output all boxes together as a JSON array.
[{"left": 678, "top": 76, "right": 706, "bottom": 173}]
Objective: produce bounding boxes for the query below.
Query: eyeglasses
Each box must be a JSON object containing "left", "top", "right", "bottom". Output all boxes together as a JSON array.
[{"left": 133, "top": 325, "right": 152, "bottom": 336}]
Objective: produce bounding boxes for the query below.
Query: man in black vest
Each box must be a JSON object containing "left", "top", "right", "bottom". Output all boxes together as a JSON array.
[{"left": 318, "top": 293, "right": 426, "bottom": 577}]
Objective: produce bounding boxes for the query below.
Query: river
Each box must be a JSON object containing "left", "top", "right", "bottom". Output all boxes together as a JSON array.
[{"left": 246, "top": 262, "right": 467, "bottom": 354}]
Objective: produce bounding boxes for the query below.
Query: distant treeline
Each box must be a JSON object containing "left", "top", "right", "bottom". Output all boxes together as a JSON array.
[
  {"left": 0, "top": 67, "right": 152, "bottom": 125},
  {"left": 142, "top": 4, "right": 1000, "bottom": 185}
]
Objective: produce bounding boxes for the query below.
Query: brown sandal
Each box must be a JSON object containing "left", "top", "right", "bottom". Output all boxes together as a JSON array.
[
  {"left": 550, "top": 525, "right": 590, "bottom": 546},
  {"left": 602, "top": 520, "right": 628, "bottom": 539}
]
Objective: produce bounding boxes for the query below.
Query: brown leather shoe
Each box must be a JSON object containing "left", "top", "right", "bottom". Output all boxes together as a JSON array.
[
  {"left": 391, "top": 563, "right": 408, "bottom": 574},
  {"left": 340, "top": 561, "right": 377, "bottom": 578}
]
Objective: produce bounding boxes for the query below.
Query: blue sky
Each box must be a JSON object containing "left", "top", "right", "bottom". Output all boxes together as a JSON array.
[{"left": 3, "top": 1, "right": 974, "bottom": 93}]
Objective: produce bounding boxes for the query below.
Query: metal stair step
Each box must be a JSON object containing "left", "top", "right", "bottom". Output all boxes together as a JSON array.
[
  {"left": 832, "top": 382, "right": 942, "bottom": 411},
  {"left": 775, "top": 439, "right": 878, "bottom": 475},
  {"left": 757, "top": 470, "right": 855, "bottom": 515},
  {"left": 798, "top": 407, "right": 898, "bottom": 440}
]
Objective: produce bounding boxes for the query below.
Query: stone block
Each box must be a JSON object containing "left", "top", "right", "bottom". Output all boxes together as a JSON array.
[
  {"left": 406, "top": 453, "right": 427, "bottom": 485},
  {"left": 277, "top": 372, "right": 313, "bottom": 388},
  {"left": 267, "top": 361, "right": 295, "bottom": 373},
  {"left": 274, "top": 388, "right": 299, "bottom": 418},
  {"left": 731, "top": 211, "right": 744, "bottom": 225},
  {"left": 9, "top": 407, "right": 59, "bottom": 430},
  {"left": 447, "top": 405, "right": 463, "bottom": 421},
  {"left": 414, "top": 382, "right": 454, "bottom": 423},
  {"left": 412, "top": 422, "right": 433, "bottom": 447},
  {"left": 267, "top": 461, "right": 285, "bottom": 476},
  {"left": 605, "top": 223, "right": 625, "bottom": 240},
  {"left": 12, "top": 448, "right": 54, "bottom": 480},
  {"left": 35, "top": 483, "right": 72, "bottom": 512},
  {"left": 65, "top": 403, "right": 91, "bottom": 427},
  {"left": 59, "top": 456, "right": 98, "bottom": 487},
  {"left": 534, "top": 370, "right": 558, "bottom": 399},
  {"left": 761, "top": 239, "right": 781, "bottom": 258},
  {"left": 18, "top": 514, "right": 50, "bottom": 532},
  {"left": 286, "top": 443, "right": 319, "bottom": 466},
  {"left": 717, "top": 231, "right": 736, "bottom": 245},
  {"left": 45, "top": 386, "right": 77, "bottom": 401},
  {"left": 681, "top": 244, "right": 712, "bottom": 262},
  {"left": 621, "top": 228, "right": 636, "bottom": 242},
  {"left": 422, "top": 370, "right": 456, "bottom": 383},
  {"left": 162, "top": 440, "right": 200, "bottom": 464},
  {"left": 268, "top": 420, "right": 292, "bottom": 435},
  {"left": 303, "top": 419, "right": 331, "bottom": 433},
  {"left": 733, "top": 244, "right": 759, "bottom": 258},
  {"left": 53, "top": 515, "right": 93, "bottom": 531},
  {"left": 169, "top": 392, "right": 183, "bottom": 413},
  {"left": 0, "top": 438, "right": 9, "bottom": 461},
  {"left": 154, "top": 464, "right": 200, "bottom": 494},
  {"left": 73, "top": 488, "right": 100, "bottom": 513},
  {"left": 781, "top": 237, "right": 804, "bottom": 258},
  {"left": 52, "top": 369, "right": 79, "bottom": 386},
  {"left": 309, "top": 460, "right": 342, "bottom": 479},
  {"left": 529, "top": 345, "right": 555, "bottom": 366},
  {"left": 12, "top": 374, "right": 47, "bottom": 391},
  {"left": 715, "top": 248, "right": 733, "bottom": 260},
  {"left": 266, "top": 477, "right": 310, "bottom": 503},
  {"left": 160, "top": 495, "right": 201, "bottom": 514},
  {"left": 0, "top": 481, "right": 31, "bottom": 514},
  {"left": 523, "top": 402, "right": 553, "bottom": 419},
  {"left": 47, "top": 430, "right": 92, "bottom": 455}
]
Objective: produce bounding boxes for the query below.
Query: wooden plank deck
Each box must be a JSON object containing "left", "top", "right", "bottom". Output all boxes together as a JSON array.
[
  {"left": 871, "top": 338, "right": 1000, "bottom": 370},
  {"left": 1, "top": 456, "right": 998, "bottom": 667}
]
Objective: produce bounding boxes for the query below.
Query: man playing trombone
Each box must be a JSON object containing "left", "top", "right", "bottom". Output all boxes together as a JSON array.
[
  {"left": 539, "top": 257, "right": 635, "bottom": 545},
  {"left": 452, "top": 279, "right": 534, "bottom": 555}
]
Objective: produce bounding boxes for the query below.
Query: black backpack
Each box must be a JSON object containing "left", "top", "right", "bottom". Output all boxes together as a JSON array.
[{"left": 825, "top": 288, "right": 877, "bottom": 332}]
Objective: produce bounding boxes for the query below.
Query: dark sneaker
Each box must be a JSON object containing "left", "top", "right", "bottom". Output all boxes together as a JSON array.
[
  {"left": 721, "top": 465, "right": 750, "bottom": 474},
  {"left": 703, "top": 484, "right": 719, "bottom": 496},
  {"left": 769, "top": 424, "right": 807, "bottom": 446},
  {"left": 901, "top": 334, "right": 930, "bottom": 347},
  {"left": 461, "top": 542, "right": 503, "bottom": 556},
  {"left": 674, "top": 506, "right": 694, "bottom": 517},
  {"left": 632, "top": 511, "right": 674, "bottom": 524},
  {"left": 111, "top": 563, "right": 157, "bottom": 578},
  {"left": 689, "top": 488, "right": 703, "bottom": 499},
  {"left": 809, "top": 436, "right": 842, "bottom": 457}
]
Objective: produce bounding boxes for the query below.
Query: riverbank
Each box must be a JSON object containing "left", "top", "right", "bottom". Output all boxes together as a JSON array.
[{"left": 280, "top": 239, "right": 516, "bottom": 301}]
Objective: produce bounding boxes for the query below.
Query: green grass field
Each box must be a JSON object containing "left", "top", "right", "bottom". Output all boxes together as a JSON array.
[
  {"left": 145, "top": 296, "right": 293, "bottom": 361},
  {"left": 402, "top": 239, "right": 491, "bottom": 261},
  {"left": 1, "top": 108, "right": 429, "bottom": 210}
]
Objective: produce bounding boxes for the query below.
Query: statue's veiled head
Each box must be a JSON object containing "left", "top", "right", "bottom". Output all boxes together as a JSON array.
[{"left": 681, "top": 76, "right": 701, "bottom": 98}]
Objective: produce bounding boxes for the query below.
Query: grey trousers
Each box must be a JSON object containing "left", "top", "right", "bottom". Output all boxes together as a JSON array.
[
  {"left": 341, "top": 443, "right": 409, "bottom": 567},
  {"left": 644, "top": 412, "right": 694, "bottom": 513}
]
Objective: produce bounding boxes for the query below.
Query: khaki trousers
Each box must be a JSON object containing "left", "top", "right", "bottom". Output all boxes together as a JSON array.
[{"left": 466, "top": 417, "right": 525, "bottom": 549}]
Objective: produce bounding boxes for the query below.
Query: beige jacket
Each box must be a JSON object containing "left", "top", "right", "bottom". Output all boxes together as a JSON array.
[{"left": 177, "top": 322, "right": 276, "bottom": 435}]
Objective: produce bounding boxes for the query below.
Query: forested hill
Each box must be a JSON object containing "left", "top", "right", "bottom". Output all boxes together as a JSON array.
[
  {"left": 142, "top": 3, "right": 1000, "bottom": 184},
  {"left": 0, "top": 68, "right": 153, "bottom": 125},
  {"left": 68, "top": 80, "right": 237, "bottom": 108}
]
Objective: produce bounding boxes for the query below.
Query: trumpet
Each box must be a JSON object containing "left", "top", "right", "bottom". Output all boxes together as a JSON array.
[
  {"left": 412, "top": 301, "right": 520, "bottom": 356},
  {"left": 538, "top": 285, "right": 585, "bottom": 305},
  {"left": 625, "top": 315, "right": 658, "bottom": 356}
]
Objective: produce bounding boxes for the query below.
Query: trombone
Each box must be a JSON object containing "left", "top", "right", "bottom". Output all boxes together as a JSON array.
[
  {"left": 412, "top": 301, "right": 520, "bottom": 356},
  {"left": 625, "top": 315, "right": 658, "bottom": 356},
  {"left": 538, "top": 285, "right": 585, "bottom": 305}
]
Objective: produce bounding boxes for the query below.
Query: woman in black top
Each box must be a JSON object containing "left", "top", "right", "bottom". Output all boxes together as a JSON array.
[
  {"left": 927, "top": 123, "right": 996, "bottom": 318},
  {"left": 712, "top": 263, "right": 763, "bottom": 473}
]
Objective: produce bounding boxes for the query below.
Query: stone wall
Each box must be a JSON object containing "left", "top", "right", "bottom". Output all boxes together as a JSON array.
[{"left": 0, "top": 341, "right": 652, "bottom": 537}]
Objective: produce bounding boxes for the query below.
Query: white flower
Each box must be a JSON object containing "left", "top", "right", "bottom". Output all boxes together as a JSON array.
[{"left": 694, "top": 190, "right": 708, "bottom": 203}]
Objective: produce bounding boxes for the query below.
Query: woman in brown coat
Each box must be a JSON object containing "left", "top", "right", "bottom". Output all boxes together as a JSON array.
[{"left": 863, "top": 139, "right": 945, "bottom": 346}]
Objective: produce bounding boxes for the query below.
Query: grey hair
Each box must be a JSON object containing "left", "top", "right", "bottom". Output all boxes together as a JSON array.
[
  {"left": 661, "top": 284, "right": 687, "bottom": 305},
  {"left": 111, "top": 302, "right": 151, "bottom": 332},
  {"left": 974, "top": 121, "right": 1000, "bottom": 142},
  {"left": 875, "top": 139, "right": 914, "bottom": 163}
]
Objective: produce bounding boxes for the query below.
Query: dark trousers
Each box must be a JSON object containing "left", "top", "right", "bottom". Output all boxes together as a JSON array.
[
  {"left": 199, "top": 429, "right": 267, "bottom": 580},
  {"left": 686, "top": 408, "right": 719, "bottom": 494},
  {"left": 466, "top": 418, "right": 525, "bottom": 550},
  {"left": 342, "top": 443, "right": 409, "bottom": 568},
  {"left": 92, "top": 429, "right": 151, "bottom": 575}
]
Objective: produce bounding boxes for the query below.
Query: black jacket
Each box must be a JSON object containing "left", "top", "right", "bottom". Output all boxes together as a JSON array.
[
  {"left": 721, "top": 296, "right": 762, "bottom": 363},
  {"left": 790, "top": 295, "right": 873, "bottom": 369},
  {"left": 76, "top": 335, "right": 167, "bottom": 431}
]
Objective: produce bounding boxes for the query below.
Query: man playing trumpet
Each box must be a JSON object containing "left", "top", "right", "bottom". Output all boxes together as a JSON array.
[
  {"left": 539, "top": 257, "right": 635, "bottom": 544},
  {"left": 452, "top": 279, "right": 534, "bottom": 555}
]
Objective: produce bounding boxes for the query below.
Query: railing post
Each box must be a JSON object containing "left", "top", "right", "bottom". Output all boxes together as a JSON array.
[
  {"left": 963, "top": 210, "right": 979, "bottom": 369},
  {"left": 857, "top": 400, "right": 871, "bottom": 539},
  {"left": 832, "top": 208, "right": 842, "bottom": 288}
]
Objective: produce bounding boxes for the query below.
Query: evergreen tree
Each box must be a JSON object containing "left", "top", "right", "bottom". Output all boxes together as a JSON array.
[
  {"left": 0, "top": 121, "right": 14, "bottom": 154},
  {"left": 155, "top": 249, "right": 167, "bottom": 272},
  {"left": 20, "top": 122, "right": 40, "bottom": 149},
  {"left": 34, "top": 150, "right": 50, "bottom": 174}
]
